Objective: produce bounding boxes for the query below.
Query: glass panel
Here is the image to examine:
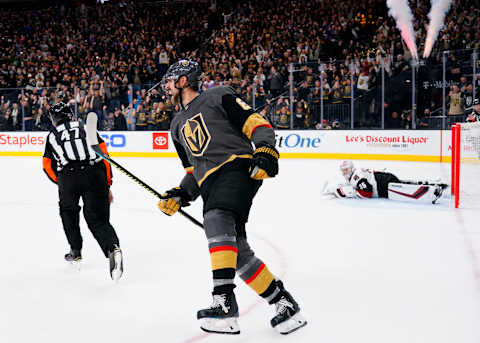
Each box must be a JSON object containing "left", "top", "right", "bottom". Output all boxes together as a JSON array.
[{"left": 384, "top": 54, "right": 414, "bottom": 130}]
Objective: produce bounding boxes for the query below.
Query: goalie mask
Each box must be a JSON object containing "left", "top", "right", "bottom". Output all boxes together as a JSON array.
[
  {"left": 340, "top": 160, "right": 354, "bottom": 181},
  {"left": 161, "top": 60, "right": 203, "bottom": 93},
  {"left": 49, "top": 102, "right": 73, "bottom": 126}
]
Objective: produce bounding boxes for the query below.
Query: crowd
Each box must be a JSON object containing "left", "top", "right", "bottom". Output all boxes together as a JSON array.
[{"left": 0, "top": 0, "right": 479, "bottom": 132}]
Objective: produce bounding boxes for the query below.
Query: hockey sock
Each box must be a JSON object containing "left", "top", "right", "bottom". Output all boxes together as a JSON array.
[
  {"left": 204, "top": 209, "right": 238, "bottom": 294},
  {"left": 237, "top": 237, "right": 280, "bottom": 303}
]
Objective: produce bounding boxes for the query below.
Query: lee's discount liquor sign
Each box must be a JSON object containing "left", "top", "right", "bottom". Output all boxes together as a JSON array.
[
  {"left": 344, "top": 133, "right": 430, "bottom": 150},
  {"left": 273, "top": 130, "right": 443, "bottom": 160}
]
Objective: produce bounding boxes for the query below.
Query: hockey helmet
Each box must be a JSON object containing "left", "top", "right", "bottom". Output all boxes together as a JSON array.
[
  {"left": 161, "top": 60, "right": 203, "bottom": 92},
  {"left": 49, "top": 102, "right": 73, "bottom": 126},
  {"left": 339, "top": 160, "right": 354, "bottom": 180}
]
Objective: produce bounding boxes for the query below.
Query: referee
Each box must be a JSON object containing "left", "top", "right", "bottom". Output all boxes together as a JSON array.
[{"left": 42, "top": 102, "right": 123, "bottom": 281}]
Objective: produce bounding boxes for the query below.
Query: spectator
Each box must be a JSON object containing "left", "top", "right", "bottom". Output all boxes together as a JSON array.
[
  {"left": 293, "top": 101, "right": 309, "bottom": 129},
  {"left": 113, "top": 108, "right": 127, "bottom": 131},
  {"left": 268, "top": 66, "right": 283, "bottom": 98},
  {"left": 448, "top": 85, "right": 464, "bottom": 116},
  {"left": 123, "top": 104, "right": 136, "bottom": 131},
  {"left": 418, "top": 108, "right": 431, "bottom": 128},
  {"left": 387, "top": 111, "right": 402, "bottom": 129},
  {"left": 275, "top": 105, "right": 291, "bottom": 129},
  {"left": 135, "top": 104, "right": 148, "bottom": 131}
]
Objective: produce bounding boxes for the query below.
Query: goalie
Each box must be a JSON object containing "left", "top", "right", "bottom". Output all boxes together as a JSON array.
[{"left": 325, "top": 161, "right": 447, "bottom": 204}]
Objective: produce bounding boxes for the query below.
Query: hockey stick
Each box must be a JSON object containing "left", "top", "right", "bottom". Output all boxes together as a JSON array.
[
  {"left": 146, "top": 80, "right": 162, "bottom": 96},
  {"left": 85, "top": 112, "right": 204, "bottom": 229},
  {"left": 399, "top": 179, "right": 448, "bottom": 188}
]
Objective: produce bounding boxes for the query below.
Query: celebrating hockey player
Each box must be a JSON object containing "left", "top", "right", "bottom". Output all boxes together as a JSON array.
[
  {"left": 42, "top": 102, "right": 123, "bottom": 281},
  {"left": 157, "top": 60, "right": 307, "bottom": 335},
  {"left": 325, "top": 160, "right": 447, "bottom": 204}
]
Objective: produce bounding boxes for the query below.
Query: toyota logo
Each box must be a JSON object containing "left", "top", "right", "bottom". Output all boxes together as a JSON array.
[{"left": 154, "top": 136, "right": 167, "bottom": 146}]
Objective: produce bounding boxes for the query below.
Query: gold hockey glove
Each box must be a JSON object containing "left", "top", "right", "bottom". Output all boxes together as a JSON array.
[
  {"left": 250, "top": 145, "right": 280, "bottom": 180},
  {"left": 157, "top": 187, "right": 191, "bottom": 216}
]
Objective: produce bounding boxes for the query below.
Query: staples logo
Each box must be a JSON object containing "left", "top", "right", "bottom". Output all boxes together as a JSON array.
[{"left": 153, "top": 132, "right": 169, "bottom": 150}]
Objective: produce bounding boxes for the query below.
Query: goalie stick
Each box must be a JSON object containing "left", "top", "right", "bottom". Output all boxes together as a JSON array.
[
  {"left": 85, "top": 112, "right": 203, "bottom": 229},
  {"left": 399, "top": 179, "right": 448, "bottom": 189}
]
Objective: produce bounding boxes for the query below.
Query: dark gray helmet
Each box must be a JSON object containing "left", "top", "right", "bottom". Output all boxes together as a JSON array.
[
  {"left": 161, "top": 60, "right": 203, "bottom": 91},
  {"left": 49, "top": 101, "right": 73, "bottom": 126}
]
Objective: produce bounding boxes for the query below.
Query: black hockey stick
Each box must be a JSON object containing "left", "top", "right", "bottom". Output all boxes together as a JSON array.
[
  {"left": 399, "top": 179, "right": 448, "bottom": 188},
  {"left": 85, "top": 112, "right": 203, "bottom": 229}
]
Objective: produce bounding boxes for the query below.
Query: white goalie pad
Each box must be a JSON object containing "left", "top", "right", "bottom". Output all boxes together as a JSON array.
[{"left": 388, "top": 183, "right": 443, "bottom": 204}]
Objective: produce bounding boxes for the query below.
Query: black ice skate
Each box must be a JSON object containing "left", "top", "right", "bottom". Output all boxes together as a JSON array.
[
  {"left": 108, "top": 245, "right": 123, "bottom": 281},
  {"left": 197, "top": 292, "right": 240, "bottom": 334},
  {"left": 432, "top": 184, "right": 447, "bottom": 204},
  {"left": 65, "top": 249, "right": 82, "bottom": 270},
  {"left": 271, "top": 281, "right": 307, "bottom": 335}
]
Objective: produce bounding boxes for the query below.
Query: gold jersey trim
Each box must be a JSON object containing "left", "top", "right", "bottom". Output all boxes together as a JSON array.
[
  {"left": 242, "top": 113, "right": 270, "bottom": 139},
  {"left": 197, "top": 154, "right": 252, "bottom": 186}
]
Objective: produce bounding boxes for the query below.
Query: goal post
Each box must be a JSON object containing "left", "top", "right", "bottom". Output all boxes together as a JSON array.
[{"left": 451, "top": 122, "right": 480, "bottom": 208}]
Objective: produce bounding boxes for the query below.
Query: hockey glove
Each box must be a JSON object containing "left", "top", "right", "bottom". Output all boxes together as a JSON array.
[
  {"left": 250, "top": 145, "right": 280, "bottom": 180},
  {"left": 334, "top": 185, "right": 356, "bottom": 198},
  {"left": 157, "top": 187, "right": 191, "bottom": 216}
]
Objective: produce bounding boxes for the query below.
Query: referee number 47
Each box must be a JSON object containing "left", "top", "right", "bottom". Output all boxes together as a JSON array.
[{"left": 60, "top": 126, "right": 80, "bottom": 141}]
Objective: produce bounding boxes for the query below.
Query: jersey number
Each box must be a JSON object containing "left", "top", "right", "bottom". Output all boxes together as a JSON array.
[
  {"left": 236, "top": 97, "right": 252, "bottom": 111},
  {"left": 60, "top": 127, "right": 80, "bottom": 141}
]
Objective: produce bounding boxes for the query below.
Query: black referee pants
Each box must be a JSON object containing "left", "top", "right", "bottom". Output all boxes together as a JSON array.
[{"left": 58, "top": 164, "right": 119, "bottom": 257}]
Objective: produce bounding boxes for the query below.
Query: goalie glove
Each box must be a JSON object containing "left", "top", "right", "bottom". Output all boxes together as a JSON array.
[
  {"left": 250, "top": 144, "right": 279, "bottom": 180},
  {"left": 157, "top": 186, "right": 191, "bottom": 216},
  {"left": 334, "top": 185, "right": 356, "bottom": 198}
]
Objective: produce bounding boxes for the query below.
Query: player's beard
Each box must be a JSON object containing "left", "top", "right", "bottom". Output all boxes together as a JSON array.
[{"left": 172, "top": 93, "right": 180, "bottom": 106}]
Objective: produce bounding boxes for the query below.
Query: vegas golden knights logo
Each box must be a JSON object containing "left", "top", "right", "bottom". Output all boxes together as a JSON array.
[{"left": 181, "top": 113, "right": 211, "bottom": 156}]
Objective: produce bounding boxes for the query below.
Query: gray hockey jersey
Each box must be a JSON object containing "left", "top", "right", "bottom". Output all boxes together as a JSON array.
[{"left": 170, "top": 86, "right": 275, "bottom": 188}]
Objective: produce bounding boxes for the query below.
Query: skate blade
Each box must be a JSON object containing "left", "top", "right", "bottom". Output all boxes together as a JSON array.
[
  {"left": 274, "top": 313, "right": 307, "bottom": 335},
  {"left": 199, "top": 317, "right": 240, "bottom": 335},
  {"left": 110, "top": 251, "right": 123, "bottom": 282},
  {"left": 68, "top": 260, "right": 82, "bottom": 271}
]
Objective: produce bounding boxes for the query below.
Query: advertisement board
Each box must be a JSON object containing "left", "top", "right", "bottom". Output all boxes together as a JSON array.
[
  {"left": 274, "top": 130, "right": 444, "bottom": 162},
  {"left": 0, "top": 130, "right": 450, "bottom": 162}
]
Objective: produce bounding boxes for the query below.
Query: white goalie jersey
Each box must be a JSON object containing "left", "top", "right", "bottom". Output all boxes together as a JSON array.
[
  {"left": 349, "top": 168, "right": 379, "bottom": 198},
  {"left": 326, "top": 161, "right": 447, "bottom": 204}
]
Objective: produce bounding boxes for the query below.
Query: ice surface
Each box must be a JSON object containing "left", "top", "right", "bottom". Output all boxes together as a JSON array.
[{"left": 1, "top": 157, "right": 480, "bottom": 343}]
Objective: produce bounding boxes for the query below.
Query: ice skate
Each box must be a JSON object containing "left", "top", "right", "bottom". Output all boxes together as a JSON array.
[
  {"left": 108, "top": 245, "right": 123, "bottom": 281},
  {"left": 432, "top": 184, "right": 446, "bottom": 204},
  {"left": 65, "top": 249, "right": 82, "bottom": 270},
  {"left": 271, "top": 281, "right": 307, "bottom": 335},
  {"left": 197, "top": 292, "right": 240, "bottom": 334}
]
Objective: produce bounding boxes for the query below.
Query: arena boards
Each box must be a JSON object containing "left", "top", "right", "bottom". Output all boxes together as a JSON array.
[{"left": 0, "top": 130, "right": 452, "bottom": 163}]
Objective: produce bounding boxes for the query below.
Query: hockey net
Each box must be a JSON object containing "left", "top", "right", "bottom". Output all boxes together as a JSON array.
[{"left": 451, "top": 122, "right": 480, "bottom": 208}]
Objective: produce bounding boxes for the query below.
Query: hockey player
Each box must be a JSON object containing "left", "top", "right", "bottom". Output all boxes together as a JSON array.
[
  {"left": 466, "top": 98, "right": 480, "bottom": 122},
  {"left": 157, "top": 60, "right": 307, "bottom": 335},
  {"left": 327, "top": 160, "right": 447, "bottom": 204},
  {"left": 42, "top": 102, "right": 123, "bottom": 281}
]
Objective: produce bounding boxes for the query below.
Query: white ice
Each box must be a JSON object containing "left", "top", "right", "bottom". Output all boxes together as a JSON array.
[{"left": 1, "top": 157, "right": 480, "bottom": 343}]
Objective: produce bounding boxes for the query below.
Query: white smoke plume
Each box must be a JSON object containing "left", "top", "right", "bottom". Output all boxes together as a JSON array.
[
  {"left": 386, "top": 0, "right": 418, "bottom": 60},
  {"left": 423, "top": 0, "right": 453, "bottom": 58}
]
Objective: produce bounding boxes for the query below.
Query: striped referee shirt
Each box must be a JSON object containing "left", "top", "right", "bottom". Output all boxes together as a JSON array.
[{"left": 42, "top": 120, "right": 112, "bottom": 185}]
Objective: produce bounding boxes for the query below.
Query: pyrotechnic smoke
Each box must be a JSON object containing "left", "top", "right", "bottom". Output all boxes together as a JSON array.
[
  {"left": 423, "top": 0, "right": 453, "bottom": 58},
  {"left": 386, "top": 0, "right": 418, "bottom": 60}
]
